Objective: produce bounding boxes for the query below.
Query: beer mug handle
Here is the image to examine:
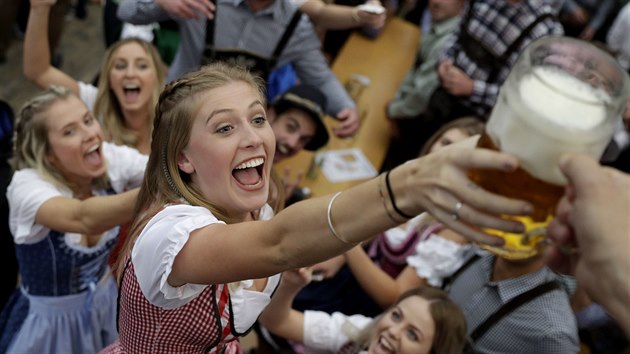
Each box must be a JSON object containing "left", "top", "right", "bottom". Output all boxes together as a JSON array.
[{"left": 521, "top": 226, "right": 546, "bottom": 245}]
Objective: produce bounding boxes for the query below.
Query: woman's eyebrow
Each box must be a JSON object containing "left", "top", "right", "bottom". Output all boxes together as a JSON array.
[{"left": 206, "top": 100, "right": 265, "bottom": 124}]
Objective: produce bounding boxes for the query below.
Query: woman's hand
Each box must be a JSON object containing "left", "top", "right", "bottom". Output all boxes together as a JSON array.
[
  {"left": 310, "top": 255, "right": 346, "bottom": 280},
  {"left": 393, "top": 136, "right": 533, "bottom": 246},
  {"left": 280, "top": 268, "right": 313, "bottom": 292}
]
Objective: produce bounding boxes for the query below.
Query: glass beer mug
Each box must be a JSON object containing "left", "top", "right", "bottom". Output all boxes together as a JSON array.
[{"left": 470, "top": 36, "right": 630, "bottom": 260}]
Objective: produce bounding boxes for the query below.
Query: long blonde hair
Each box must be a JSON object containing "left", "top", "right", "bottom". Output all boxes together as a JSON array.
[
  {"left": 112, "top": 63, "right": 268, "bottom": 279},
  {"left": 12, "top": 86, "right": 109, "bottom": 192},
  {"left": 94, "top": 38, "right": 166, "bottom": 149}
]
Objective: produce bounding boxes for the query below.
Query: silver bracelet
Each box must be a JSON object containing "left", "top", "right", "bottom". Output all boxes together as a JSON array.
[{"left": 326, "top": 192, "right": 352, "bottom": 244}]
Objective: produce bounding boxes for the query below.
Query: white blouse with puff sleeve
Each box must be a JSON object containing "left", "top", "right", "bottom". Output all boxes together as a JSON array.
[
  {"left": 302, "top": 310, "right": 372, "bottom": 354},
  {"left": 132, "top": 203, "right": 280, "bottom": 333},
  {"left": 7, "top": 142, "right": 148, "bottom": 245}
]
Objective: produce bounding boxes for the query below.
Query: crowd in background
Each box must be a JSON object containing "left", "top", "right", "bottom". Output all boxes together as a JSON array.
[{"left": 0, "top": 0, "right": 629, "bottom": 353}]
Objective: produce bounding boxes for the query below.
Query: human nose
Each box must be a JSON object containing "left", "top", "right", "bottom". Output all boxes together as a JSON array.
[
  {"left": 286, "top": 133, "right": 300, "bottom": 149},
  {"left": 386, "top": 323, "right": 404, "bottom": 340},
  {"left": 123, "top": 65, "right": 136, "bottom": 77},
  {"left": 240, "top": 123, "right": 264, "bottom": 148},
  {"left": 82, "top": 123, "right": 101, "bottom": 142}
]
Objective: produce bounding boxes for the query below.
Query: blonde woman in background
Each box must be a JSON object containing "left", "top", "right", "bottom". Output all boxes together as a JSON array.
[
  {"left": 0, "top": 86, "right": 147, "bottom": 354},
  {"left": 24, "top": 0, "right": 166, "bottom": 154}
]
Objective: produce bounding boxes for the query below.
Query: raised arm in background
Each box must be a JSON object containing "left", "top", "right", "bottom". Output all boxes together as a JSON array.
[{"left": 23, "top": 0, "right": 79, "bottom": 93}]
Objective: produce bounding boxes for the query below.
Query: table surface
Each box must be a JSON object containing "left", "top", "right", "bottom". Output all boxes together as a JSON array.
[{"left": 275, "top": 18, "right": 420, "bottom": 197}]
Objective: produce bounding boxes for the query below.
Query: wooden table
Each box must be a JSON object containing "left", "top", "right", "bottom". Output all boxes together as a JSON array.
[{"left": 275, "top": 18, "right": 420, "bottom": 197}]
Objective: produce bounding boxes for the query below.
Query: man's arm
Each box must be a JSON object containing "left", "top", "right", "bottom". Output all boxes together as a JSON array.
[
  {"left": 286, "top": 16, "right": 359, "bottom": 137},
  {"left": 117, "top": 0, "right": 172, "bottom": 24},
  {"left": 388, "top": 32, "right": 449, "bottom": 119}
]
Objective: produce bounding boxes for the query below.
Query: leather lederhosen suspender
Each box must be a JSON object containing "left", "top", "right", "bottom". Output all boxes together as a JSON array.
[
  {"left": 202, "top": 7, "right": 302, "bottom": 83},
  {"left": 464, "top": 281, "right": 562, "bottom": 353},
  {"left": 442, "top": 253, "right": 481, "bottom": 292},
  {"left": 443, "top": 255, "right": 563, "bottom": 353}
]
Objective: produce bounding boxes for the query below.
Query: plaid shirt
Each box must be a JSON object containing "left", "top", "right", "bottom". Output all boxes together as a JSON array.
[
  {"left": 447, "top": 253, "right": 579, "bottom": 354},
  {"left": 441, "top": 0, "right": 563, "bottom": 117}
]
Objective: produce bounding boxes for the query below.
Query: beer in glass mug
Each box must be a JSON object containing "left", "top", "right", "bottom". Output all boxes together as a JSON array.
[{"left": 469, "top": 36, "right": 630, "bottom": 260}]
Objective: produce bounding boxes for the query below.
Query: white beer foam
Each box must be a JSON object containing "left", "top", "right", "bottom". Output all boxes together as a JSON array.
[
  {"left": 521, "top": 66, "right": 607, "bottom": 130},
  {"left": 487, "top": 66, "right": 612, "bottom": 185}
]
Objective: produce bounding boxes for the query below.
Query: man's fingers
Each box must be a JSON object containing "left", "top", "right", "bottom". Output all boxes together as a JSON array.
[
  {"left": 185, "top": 0, "right": 212, "bottom": 18},
  {"left": 176, "top": 3, "right": 197, "bottom": 19},
  {"left": 333, "top": 120, "right": 359, "bottom": 137}
]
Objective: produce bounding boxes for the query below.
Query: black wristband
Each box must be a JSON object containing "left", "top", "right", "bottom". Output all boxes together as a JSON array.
[{"left": 385, "top": 170, "right": 414, "bottom": 219}]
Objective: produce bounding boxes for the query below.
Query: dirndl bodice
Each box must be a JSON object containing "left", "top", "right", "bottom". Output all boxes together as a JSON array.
[
  {"left": 103, "top": 260, "right": 241, "bottom": 354},
  {"left": 15, "top": 227, "right": 118, "bottom": 295}
]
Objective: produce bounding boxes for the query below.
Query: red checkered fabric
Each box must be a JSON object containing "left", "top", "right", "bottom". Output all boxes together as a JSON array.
[{"left": 101, "top": 261, "right": 240, "bottom": 353}]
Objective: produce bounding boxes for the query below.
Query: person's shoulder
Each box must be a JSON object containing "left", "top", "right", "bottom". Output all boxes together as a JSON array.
[
  {"left": 8, "top": 168, "right": 56, "bottom": 191},
  {"left": 102, "top": 142, "right": 147, "bottom": 164},
  {"left": 276, "top": 0, "right": 312, "bottom": 29},
  {"left": 156, "top": 203, "right": 217, "bottom": 219},
  {"left": 10, "top": 168, "right": 40, "bottom": 181},
  {"left": 102, "top": 141, "right": 135, "bottom": 156},
  {"left": 137, "top": 204, "right": 223, "bottom": 246},
  {"left": 146, "top": 203, "right": 224, "bottom": 228},
  {"left": 433, "top": 16, "right": 461, "bottom": 36}
]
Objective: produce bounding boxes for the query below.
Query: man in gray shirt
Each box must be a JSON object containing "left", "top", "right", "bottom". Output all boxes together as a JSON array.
[
  {"left": 118, "top": 0, "right": 360, "bottom": 137},
  {"left": 446, "top": 251, "right": 579, "bottom": 353}
]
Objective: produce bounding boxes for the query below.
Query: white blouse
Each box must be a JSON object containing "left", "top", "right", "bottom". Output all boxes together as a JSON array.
[
  {"left": 7, "top": 142, "right": 148, "bottom": 245},
  {"left": 78, "top": 81, "right": 98, "bottom": 112},
  {"left": 303, "top": 310, "right": 372, "bottom": 354},
  {"left": 406, "top": 234, "right": 473, "bottom": 288},
  {"left": 131, "top": 203, "right": 280, "bottom": 333}
]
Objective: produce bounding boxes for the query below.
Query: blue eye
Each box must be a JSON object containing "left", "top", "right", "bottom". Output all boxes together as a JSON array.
[
  {"left": 217, "top": 125, "right": 233, "bottom": 134},
  {"left": 252, "top": 116, "right": 266, "bottom": 125}
]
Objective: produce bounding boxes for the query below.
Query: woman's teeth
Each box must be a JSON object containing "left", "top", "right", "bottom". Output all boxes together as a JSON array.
[
  {"left": 234, "top": 157, "right": 264, "bottom": 170},
  {"left": 86, "top": 143, "right": 100, "bottom": 154}
]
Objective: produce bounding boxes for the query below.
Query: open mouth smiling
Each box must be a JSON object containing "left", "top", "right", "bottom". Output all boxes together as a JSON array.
[
  {"left": 232, "top": 157, "right": 265, "bottom": 187},
  {"left": 84, "top": 142, "right": 103, "bottom": 167},
  {"left": 122, "top": 84, "right": 141, "bottom": 100}
]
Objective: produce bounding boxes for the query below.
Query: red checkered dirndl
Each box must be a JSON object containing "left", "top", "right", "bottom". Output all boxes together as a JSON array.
[{"left": 101, "top": 259, "right": 240, "bottom": 353}]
